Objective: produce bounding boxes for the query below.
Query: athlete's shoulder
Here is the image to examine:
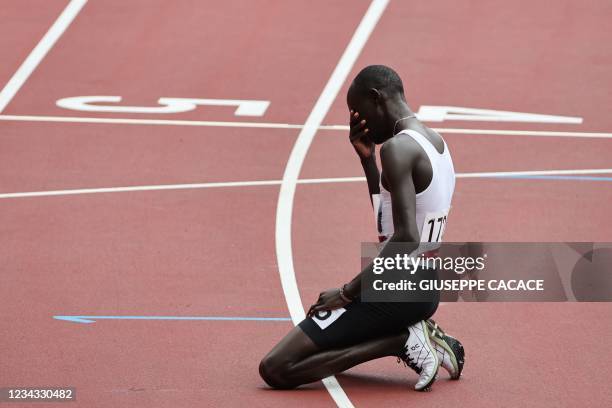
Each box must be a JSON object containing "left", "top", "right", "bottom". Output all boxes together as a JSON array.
[{"left": 380, "top": 133, "right": 420, "bottom": 167}]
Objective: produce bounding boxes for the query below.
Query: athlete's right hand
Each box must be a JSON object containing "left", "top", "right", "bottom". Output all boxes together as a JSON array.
[
  {"left": 307, "top": 288, "right": 350, "bottom": 317},
  {"left": 349, "top": 110, "right": 374, "bottom": 159}
]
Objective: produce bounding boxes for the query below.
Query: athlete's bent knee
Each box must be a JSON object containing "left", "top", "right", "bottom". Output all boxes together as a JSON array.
[{"left": 259, "top": 355, "right": 297, "bottom": 389}]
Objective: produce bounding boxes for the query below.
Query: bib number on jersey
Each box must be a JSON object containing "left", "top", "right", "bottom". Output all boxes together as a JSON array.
[
  {"left": 421, "top": 209, "right": 450, "bottom": 243},
  {"left": 310, "top": 308, "right": 347, "bottom": 330}
]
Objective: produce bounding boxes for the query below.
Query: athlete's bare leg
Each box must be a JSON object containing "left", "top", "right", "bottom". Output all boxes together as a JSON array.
[{"left": 259, "top": 325, "right": 408, "bottom": 389}]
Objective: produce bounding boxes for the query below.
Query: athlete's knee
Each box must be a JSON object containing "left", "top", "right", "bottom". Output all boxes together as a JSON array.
[{"left": 259, "top": 354, "right": 297, "bottom": 389}]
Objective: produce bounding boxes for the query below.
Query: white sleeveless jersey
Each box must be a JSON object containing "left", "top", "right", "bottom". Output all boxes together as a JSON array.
[{"left": 377, "top": 129, "right": 455, "bottom": 243}]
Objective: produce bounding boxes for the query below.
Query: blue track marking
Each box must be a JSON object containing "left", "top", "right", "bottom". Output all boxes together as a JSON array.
[{"left": 53, "top": 315, "right": 292, "bottom": 324}]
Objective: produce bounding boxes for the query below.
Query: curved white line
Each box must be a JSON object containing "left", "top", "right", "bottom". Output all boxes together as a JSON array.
[
  {"left": 0, "top": 0, "right": 88, "bottom": 112},
  {"left": 274, "top": 1, "right": 389, "bottom": 407}
]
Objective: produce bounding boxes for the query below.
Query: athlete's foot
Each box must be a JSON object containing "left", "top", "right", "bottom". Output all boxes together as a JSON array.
[
  {"left": 399, "top": 321, "right": 440, "bottom": 391},
  {"left": 426, "top": 319, "right": 465, "bottom": 380}
]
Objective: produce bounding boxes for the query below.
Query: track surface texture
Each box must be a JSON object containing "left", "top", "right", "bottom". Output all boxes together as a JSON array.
[{"left": 1, "top": 1, "right": 611, "bottom": 407}]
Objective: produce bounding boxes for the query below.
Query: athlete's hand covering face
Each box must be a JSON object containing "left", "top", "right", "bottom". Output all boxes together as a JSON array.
[
  {"left": 307, "top": 288, "right": 350, "bottom": 316},
  {"left": 349, "top": 110, "right": 374, "bottom": 159},
  {"left": 347, "top": 84, "right": 391, "bottom": 144}
]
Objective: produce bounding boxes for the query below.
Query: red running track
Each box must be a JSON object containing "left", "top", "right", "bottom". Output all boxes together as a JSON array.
[{"left": 1, "top": 1, "right": 611, "bottom": 407}]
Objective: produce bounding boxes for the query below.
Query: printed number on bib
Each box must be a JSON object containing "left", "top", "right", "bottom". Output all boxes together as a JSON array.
[
  {"left": 421, "top": 209, "right": 449, "bottom": 243},
  {"left": 311, "top": 308, "right": 346, "bottom": 330}
]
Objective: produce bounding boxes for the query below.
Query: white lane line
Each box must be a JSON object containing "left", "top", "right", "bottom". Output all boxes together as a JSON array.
[
  {"left": 1, "top": 169, "right": 611, "bottom": 199},
  {"left": 275, "top": 1, "right": 388, "bottom": 406},
  {"left": 0, "top": 0, "right": 88, "bottom": 113},
  {"left": 0, "top": 180, "right": 281, "bottom": 199},
  {"left": 431, "top": 128, "right": 612, "bottom": 138},
  {"left": 302, "top": 169, "right": 612, "bottom": 183},
  {"left": 1, "top": 114, "right": 612, "bottom": 138},
  {"left": 302, "top": 125, "right": 612, "bottom": 139},
  {"left": 0, "top": 114, "right": 302, "bottom": 129},
  {"left": 299, "top": 176, "right": 366, "bottom": 184},
  {"left": 456, "top": 169, "right": 612, "bottom": 178}
]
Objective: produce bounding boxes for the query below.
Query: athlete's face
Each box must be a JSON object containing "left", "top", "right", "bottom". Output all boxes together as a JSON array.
[{"left": 346, "top": 84, "right": 391, "bottom": 144}]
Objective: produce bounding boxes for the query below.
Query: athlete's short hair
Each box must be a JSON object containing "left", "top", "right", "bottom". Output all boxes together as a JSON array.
[{"left": 352, "top": 65, "right": 404, "bottom": 96}]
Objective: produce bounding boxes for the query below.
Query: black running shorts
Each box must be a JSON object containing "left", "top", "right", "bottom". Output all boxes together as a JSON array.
[{"left": 298, "top": 296, "right": 439, "bottom": 350}]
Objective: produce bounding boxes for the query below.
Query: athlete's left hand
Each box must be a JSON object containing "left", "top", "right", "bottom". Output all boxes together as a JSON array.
[{"left": 307, "top": 288, "right": 350, "bottom": 316}]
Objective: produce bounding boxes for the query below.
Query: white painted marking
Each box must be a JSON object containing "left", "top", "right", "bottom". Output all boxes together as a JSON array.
[
  {"left": 1, "top": 169, "right": 611, "bottom": 199},
  {"left": 0, "top": 180, "right": 281, "bottom": 199},
  {"left": 275, "top": 1, "right": 387, "bottom": 406},
  {"left": 56, "top": 96, "right": 270, "bottom": 116},
  {"left": 312, "top": 169, "right": 612, "bottom": 182},
  {"left": 455, "top": 169, "right": 612, "bottom": 178},
  {"left": 0, "top": 0, "right": 88, "bottom": 113},
  {"left": 430, "top": 128, "right": 612, "bottom": 138},
  {"left": 416, "top": 106, "right": 583, "bottom": 124},
  {"left": 1, "top": 114, "right": 611, "bottom": 138},
  {"left": 55, "top": 101, "right": 581, "bottom": 122},
  {"left": 299, "top": 176, "right": 366, "bottom": 184},
  {"left": 0, "top": 114, "right": 299, "bottom": 129}
]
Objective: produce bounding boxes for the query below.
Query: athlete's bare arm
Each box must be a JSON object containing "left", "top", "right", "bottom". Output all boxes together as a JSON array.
[
  {"left": 379, "top": 136, "right": 421, "bottom": 243},
  {"left": 308, "top": 133, "right": 420, "bottom": 315}
]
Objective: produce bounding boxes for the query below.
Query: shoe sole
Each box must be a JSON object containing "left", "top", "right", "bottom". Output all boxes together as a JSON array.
[
  {"left": 416, "top": 373, "right": 437, "bottom": 392},
  {"left": 415, "top": 321, "right": 440, "bottom": 392},
  {"left": 427, "top": 320, "right": 465, "bottom": 380},
  {"left": 441, "top": 334, "right": 464, "bottom": 379}
]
